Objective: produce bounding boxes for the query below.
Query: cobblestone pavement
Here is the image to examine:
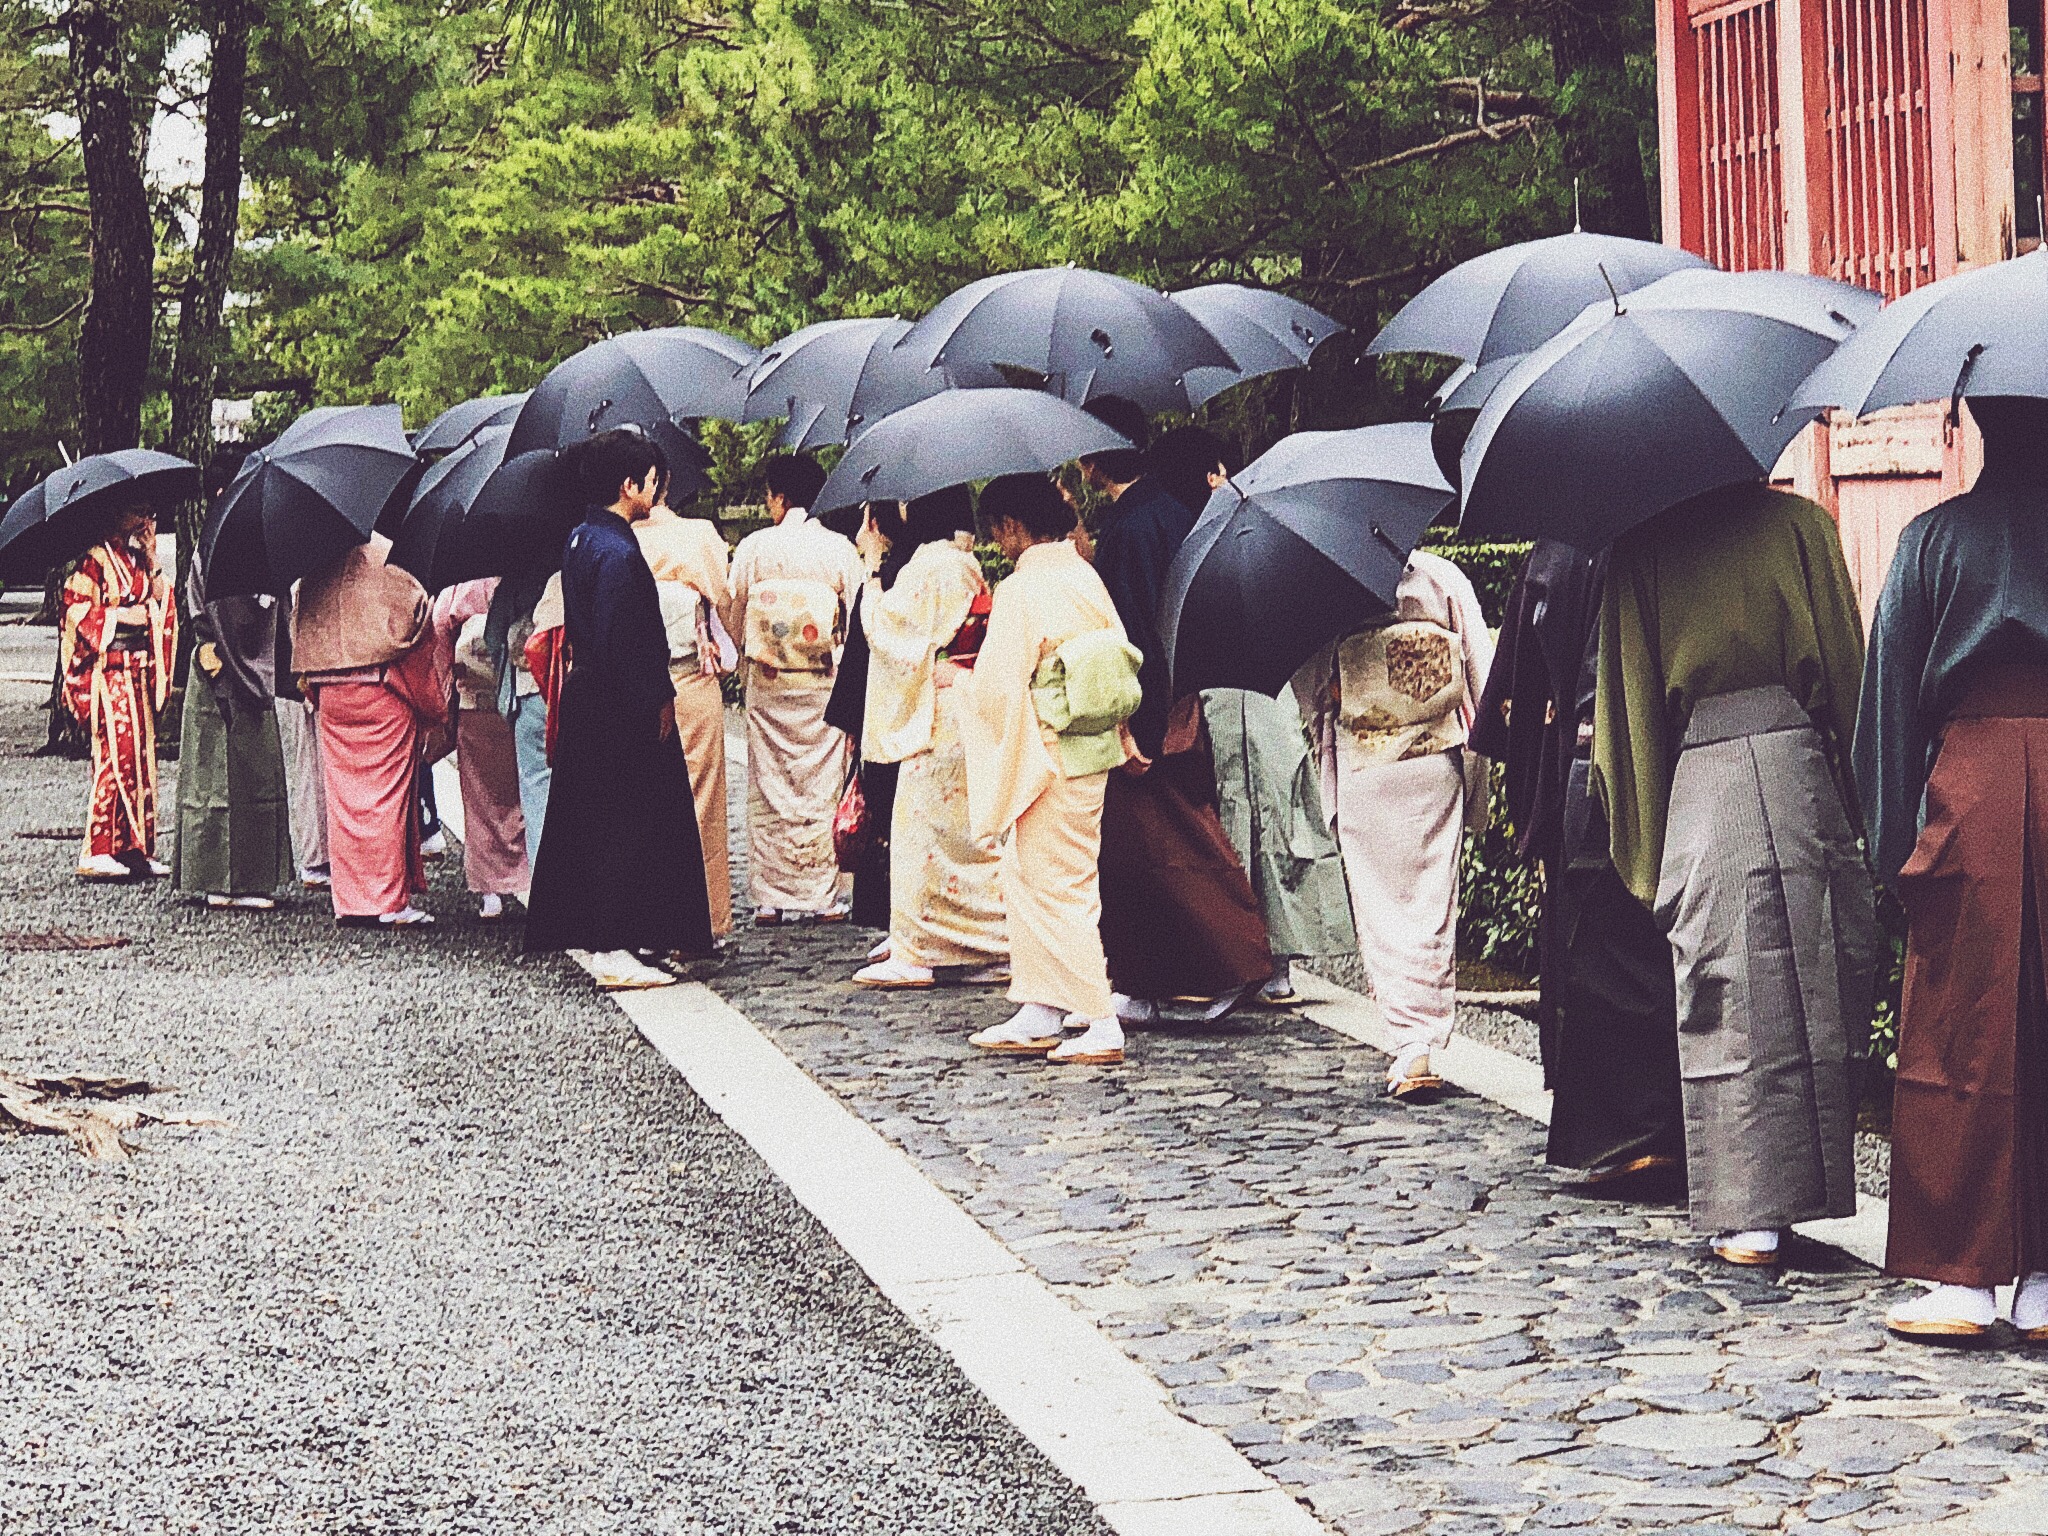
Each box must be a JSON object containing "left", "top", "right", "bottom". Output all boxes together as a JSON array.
[{"left": 711, "top": 822, "right": 2048, "bottom": 1534}]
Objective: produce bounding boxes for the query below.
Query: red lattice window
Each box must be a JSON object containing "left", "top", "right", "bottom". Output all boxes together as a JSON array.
[
  {"left": 1690, "top": 0, "right": 1785, "bottom": 272},
  {"left": 1817, "top": 0, "right": 1937, "bottom": 296}
]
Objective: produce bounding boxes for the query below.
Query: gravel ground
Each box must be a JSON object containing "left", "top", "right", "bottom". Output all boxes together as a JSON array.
[{"left": 0, "top": 628, "right": 1108, "bottom": 1536}]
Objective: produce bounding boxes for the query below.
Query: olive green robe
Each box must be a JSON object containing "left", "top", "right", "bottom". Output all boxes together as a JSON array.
[{"left": 1591, "top": 484, "right": 1866, "bottom": 906}]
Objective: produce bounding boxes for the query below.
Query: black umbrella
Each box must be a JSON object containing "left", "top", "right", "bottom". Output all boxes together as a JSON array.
[
  {"left": 743, "top": 317, "right": 910, "bottom": 449},
  {"left": 1368, "top": 230, "right": 1714, "bottom": 365},
  {"left": 388, "top": 426, "right": 573, "bottom": 589},
  {"left": 1789, "top": 247, "right": 2048, "bottom": 419},
  {"left": 1458, "top": 268, "right": 1880, "bottom": 547},
  {"left": 0, "top": 448, "right": 198, "bottom": 583},
  {"left": 888, "top": 266, "right": 1240, "bottom": 415},
  {"left": 1171, "top": 285, "right": 1345, "bottom": 407},
  {"left": 414, "top": 391, "right": 530, "bottom": 456},
  {"left": 507, "top": 326, "right": 754, "bottom": 485},
  {"left": 1160, "top": 423, "right": 1453, "bottom": 698},
  {"left": 813, "top": 388, "right": 1130, "bottom": 515},
  {"left": 198, "top": 404, "right": 421, "bottom": 598},
  {"left": 1428, "top": 354, "right": 1524, "bottom": 487}
]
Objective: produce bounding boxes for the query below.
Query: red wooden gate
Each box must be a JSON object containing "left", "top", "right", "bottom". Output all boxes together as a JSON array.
[
  {"left": 1817, "top": 0, "right": 1937, "bottom": 297},
  {"left": 1687, "top": 0, "right": 1785, "bottom": 272}
]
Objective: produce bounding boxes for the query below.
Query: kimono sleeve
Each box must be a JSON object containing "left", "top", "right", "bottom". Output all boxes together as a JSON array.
[
  {"left": 1591, "top": 540, "right": 1673, "bottom": 908},
  {"left": 1855, "top": 519, "right": 1936, "bottom": 890},
  {"left": 58, "top": 551, "right": 112, "bottom": 724}
]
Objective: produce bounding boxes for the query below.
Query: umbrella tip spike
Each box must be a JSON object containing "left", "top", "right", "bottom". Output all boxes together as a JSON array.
[{"left": 1573, "top": 178, "right": 1583, "bottom": 233}]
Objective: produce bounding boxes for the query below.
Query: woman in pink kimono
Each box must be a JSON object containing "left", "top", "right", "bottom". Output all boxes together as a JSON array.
[
  {"left": 850, "top": 487, "right": 1007, "bottom": 988},
  {"left": 433, "top": 578, "right": 531, "bottom": 917}
]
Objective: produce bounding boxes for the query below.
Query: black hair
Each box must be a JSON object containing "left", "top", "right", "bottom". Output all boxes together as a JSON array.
[
  {"left": 1969, "top": 396, "right": 2048, "bottom": 471},
  {"left": 1079, "top": 394, "right": 1149, "bottom": 484},
  {"left": 575, "top": 427, "right": 667, "bottom": 506},
  {"left": 1148, "top": 425, "right": 1233, "bottom": 517},
  {"left": 762, "top": 453, "right": 827, "bottom": 510},
  {"left": 978, "top": 474, "right": 1076, "bottom": 541},
  {"left": 890, "top": 484, "right": 976, "bottom": 552},
  {"left": 204, "top": 444, "right": 253, "bottom": 501}
]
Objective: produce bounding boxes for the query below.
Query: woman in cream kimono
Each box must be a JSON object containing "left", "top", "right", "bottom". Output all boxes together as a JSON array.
[
  {"left": 1295, "top": 549, "right": 1494, "bottom": 1098},
  {"left": 849, "top": 488, "right": 1007, "bottom": 988},
  {"left": 963, "top": 474, "right": 1138, "bottom": 1067},
  {"left": 433, "top": 578, "right": 531, "bottom": 918},
  {"left": 636, "top": 486, "right": 737, "bottom": 937}
]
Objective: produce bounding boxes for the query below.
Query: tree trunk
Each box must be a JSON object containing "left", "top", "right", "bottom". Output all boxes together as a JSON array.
[
  {"left": 67, "top": 0, "right": 159, "bottom": 455},
  {"left": 1547, "top": 0, "right": 1655, "bottom": 241},
  {"left": 167, "top": 0, "right": 253, "bottom": 670}
]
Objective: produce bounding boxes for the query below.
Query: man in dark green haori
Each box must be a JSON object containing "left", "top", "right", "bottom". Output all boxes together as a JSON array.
[
  {"left": 173, "top": 451, "right": 294, "bottom": 909},
  {"left": 1592, "top": 482, "right": 1878, "bottom": 1270}
]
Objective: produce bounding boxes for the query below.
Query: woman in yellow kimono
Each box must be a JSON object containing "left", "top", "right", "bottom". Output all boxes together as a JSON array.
[
  {"left": 962, "top": 474, "right": 1137, "bottom": 1066},
  {"left": 62, "top": 500, "right": 176, "bottom": 880},
  {"left": 850, "top": 487, "right": 1007, "bottom": 988},
  {"left": 635, "top": 486, "right": 737, "bottom": 936}
]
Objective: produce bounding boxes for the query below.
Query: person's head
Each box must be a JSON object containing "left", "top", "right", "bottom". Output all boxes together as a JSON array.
[
  {"left": 978, "top": 473, "right": 1076, "bottom": 561},
  {"left": 885, "top": 483, "right": 976, "bottom": 553},
  {"left": 1968, "top": 395, "right": 2048, "bottom": 475},
  {"left": 204, "top": 444, "right": 252, "bottom": 505},
  {"left": 100, "top": 497, "right": 156, "bottom": 547},
  {"left": 1077, "top": 395, "right": 1150, "bottom": 492},
  {"left": 1148, "top": 425, "right": 1233, "bottom": 515},
  {"left": 761, "top": 454, "right": 827, "bottom": 522},
  {"left": 576, "top": 427, "right": 667, "bottom": 519}
]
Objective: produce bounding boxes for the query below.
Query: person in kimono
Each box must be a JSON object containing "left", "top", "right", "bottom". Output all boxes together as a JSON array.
[
  {"left": 433, "top": 577, "right": 530, "bottom": 918},
  {"left": 825, "top": 514, "right": 904, "bottom": 939},
  {"left": 291, "top": 532, "right": 446, "bottom": 927},
  {"left": 175, "top": 538, "right": 293, "bottom": 910},
  {"left": 849, "top": 486, "right": 1007, "bottom": 988},
  {"left": 963, "top": 473, "right": 1137, "bottom": 1065},
  {"left": 724, "top": 453, "right": 863, "bottom": 925},
  {"left": 1151, "top": 425, "right": 1351, "bottom": 1004},
  {"left": 485, "top": 566, "right": 561, "bottom": 872},
  {"left": 1081, "top": 396, "right": 1273, "bottom": 1021},
  {"left": 524, "top": 429, "right": 713, "bottom": 988},
  {"left": 62, "top": 498, "right": 176, "bottom": 880},
  {"left": 1294, "top": 551, "right": 1494, "bottom": 1099},
  {"left": 1855, "top": 396, "right": 2048, "bottom": 1341},
  {"left": 635, "top": 478, "right": 736, "bottom": 937},
  {"left": 1472, "top": 542, "right": 1683, "bottom": 1188},
  {"left": 1595, "top": 482, "right": 1876, "bottom": 1268}
]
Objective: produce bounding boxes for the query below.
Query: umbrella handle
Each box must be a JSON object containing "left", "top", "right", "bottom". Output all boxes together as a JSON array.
[{"left": 1944, "top": 344, "right": 1985, "bottom": 443}]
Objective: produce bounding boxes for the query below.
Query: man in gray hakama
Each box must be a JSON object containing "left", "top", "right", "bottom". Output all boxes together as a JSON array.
[{"left": 1595, "top": 484, "right": 1877, "bottom": 1267}]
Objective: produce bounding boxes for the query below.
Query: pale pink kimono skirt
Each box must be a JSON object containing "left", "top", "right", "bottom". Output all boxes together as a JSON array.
[
  {"left": 455, "top": 708, "right": 531, "bottom": 896},
  {"left": 313, "top": 678, "right": 425, "bottom": 919}
]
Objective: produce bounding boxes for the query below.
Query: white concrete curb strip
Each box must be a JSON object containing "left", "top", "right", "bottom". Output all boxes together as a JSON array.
[{"left": 607, "top": 977, "right": 1325, "bottom": 1536}]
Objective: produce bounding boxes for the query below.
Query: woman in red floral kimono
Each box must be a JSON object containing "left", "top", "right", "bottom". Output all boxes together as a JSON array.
[{"left": 61, "top": 501, "right": 176, "bottom": 880}]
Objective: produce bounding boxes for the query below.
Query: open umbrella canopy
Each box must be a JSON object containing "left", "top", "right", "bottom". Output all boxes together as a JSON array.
[
  {"left": 1160, "top": 423, "right": 1454, "bottom": 698},
  {"left": 414, "top": 391, "right": 529, "bottom": 456},
  {"left": 506, "top": 326, "right": 751, "bottom": 485},
  {"left": 1789, "top": 246, "right": 2048, "bottom": 418},
  {"left": 889, "top": 266, "right": 1240, "bottom": 415},
  {"left": 1458, "top": 268, "right": 1880, "bottom": 548},
  {"left": 1171, "top": 285, "right": 1345, "bottom": 407},
  {"left": 198, "top": 403, "right": 420, "bottom": 598},
  {"left": 813, "top": 388, "right": 1130, "bottom": 515},
  {"left": 742, "top": 317, "right": 918, "bottom": 449},
  {"left": 388, "top": 426, "right": 572, "bottom": 589},
  {"left": 1428, "top": 353, "right": 1525, "bottom": 487},
  {"left": 0, "top": 448, "right": 198, "bottom": 583},
  {"left": 1368, "top": 230, "right": 1713, "bottom": 365}
]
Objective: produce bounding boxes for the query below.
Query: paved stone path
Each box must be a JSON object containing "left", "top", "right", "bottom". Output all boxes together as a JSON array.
[{"left": 708, "top": 906, "right": 2048, "bottom": 1535}]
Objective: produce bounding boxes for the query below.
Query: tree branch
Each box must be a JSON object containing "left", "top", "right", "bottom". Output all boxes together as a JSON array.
[
  {"left": 1340, "top": 113, "right": 1546, "bottom": 180},
  {"left": 0, "top": 199, "right": 93, "bottom": 219},
  {"left": 0, "top": 295, "right": 86, "bottom": 333}
]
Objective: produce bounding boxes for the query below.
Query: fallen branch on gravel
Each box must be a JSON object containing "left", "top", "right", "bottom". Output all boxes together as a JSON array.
[{"left": 0, "top": 1071, "right": 225, "bottom": 1160}]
